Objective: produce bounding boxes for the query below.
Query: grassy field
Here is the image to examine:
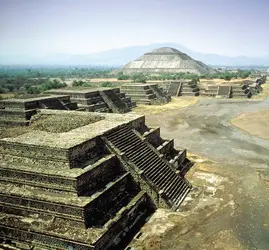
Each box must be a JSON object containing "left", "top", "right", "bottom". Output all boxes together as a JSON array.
[{"left": 0, "top": 93, "right": 15, "bottom": 99}]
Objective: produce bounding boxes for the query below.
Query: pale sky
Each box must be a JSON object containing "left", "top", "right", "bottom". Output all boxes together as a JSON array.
[{"left": 0, "top": 0, "right": 269, "bottom": 58}]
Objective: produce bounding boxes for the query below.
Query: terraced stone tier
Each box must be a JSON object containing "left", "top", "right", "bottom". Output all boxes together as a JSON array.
[
  {"left": 0, "top": 117, "right": 30, "bottom": 127},
  {"left": 0, "top": 171, "right": 137, "bottom": 226},
  {"left": 0, "top": 154, "right": 124, "bottom": 195},
  {"left": 0, "top": 109, "right": 37, "bottom": 119},
  {"left": 0, "top": 191, "right": 151, "bottom": 250},
  {"left": 0, "top": 95, "right": 74, "bottom": 110},
  {"left": 0, "top": 95, "right": 78, "bottom": 129}
]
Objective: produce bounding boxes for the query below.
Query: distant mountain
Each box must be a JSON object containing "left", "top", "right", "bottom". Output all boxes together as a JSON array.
[{"left": 1, "top": 43, "right": 269, "bottom": 66}]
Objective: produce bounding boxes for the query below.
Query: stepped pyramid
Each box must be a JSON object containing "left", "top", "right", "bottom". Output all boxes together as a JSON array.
[
  {"left": 0, "top": 110, "right": 193, "bottom": 249},
  {"left": 122, "top": 47, "right": 213, "bottom": 75}
]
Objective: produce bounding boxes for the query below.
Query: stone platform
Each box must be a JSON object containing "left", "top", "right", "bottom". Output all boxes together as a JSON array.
[
  {"left": 0, "top": 110, "right": 193, "bottom": 249},
  {"left": 159, "top": 80, "right": 200, "bottom": 97},
  {"left": 121, "top": 84, "right": 171, "bottom": 105},
  {"left": 0, "top": 95, "right": 77, "bottom": 127},
  {"left": 201, "top": 84, "right": 251, "bottom": 98},
  {"left": 46, "top": 87, "right": 136, "bottom": 113}
]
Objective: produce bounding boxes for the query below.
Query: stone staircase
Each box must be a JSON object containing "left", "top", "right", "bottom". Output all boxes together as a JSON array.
[
  {"left": 139, "top": 125, "right": 193, "bottom": 175},
  {"left": 117, "top": 92, "right": 136, "bottom": 108},
  {"left": 179, "top": 82, "right": 200, "bottom": 96},
  {"left": 149, "top": 85, "right": 171, "bottom": 103},
  {"left": 231, "top": 85, "right": 251, "bottom": 98},
  {"left": 99, "top": 90, "right": 130, "bottom": 113},
  {"left": 167, "top": 82, "right": 182, "bottom": 96},
  {"left": 104, "top": 125, "right": 192, "bottom": 210}
]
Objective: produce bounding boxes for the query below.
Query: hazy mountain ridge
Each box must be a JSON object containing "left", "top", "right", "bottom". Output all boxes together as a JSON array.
[{"left": 1, "top": 43, "right": 269, "bottom": 66}]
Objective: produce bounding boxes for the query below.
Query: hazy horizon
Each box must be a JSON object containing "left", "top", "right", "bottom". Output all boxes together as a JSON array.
[{"left": 1, "top": 0, "right": 269, "bottom": 64}]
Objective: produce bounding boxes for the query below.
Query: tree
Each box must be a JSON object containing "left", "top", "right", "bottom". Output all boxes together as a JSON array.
[
  {"left": 101, "top": 81, "right": 114, "bottom": 87},
  {"left": 224, "top": 73, "right": 232, "bottom": 81},
  {"left": 131, "top": 73, "right": 147, "bottom": 83}
]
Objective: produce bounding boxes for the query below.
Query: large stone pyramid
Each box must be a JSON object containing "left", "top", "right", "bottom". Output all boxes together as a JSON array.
[{"left": 122, "top": 47, "right": 213, "bottom": 75}]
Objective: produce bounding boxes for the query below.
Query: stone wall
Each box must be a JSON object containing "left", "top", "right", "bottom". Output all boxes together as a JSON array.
[{"left": 77, "top": 155, "right": 124, "bottom": 195}]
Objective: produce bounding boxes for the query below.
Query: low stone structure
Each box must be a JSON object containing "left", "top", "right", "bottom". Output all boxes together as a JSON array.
[
  {"left": 199, "top": 77, "right": 269, "bottom": 99},
  {"left": 159, "top": 80, "right": 200, "bottom": 97},
  {"left": 46, "top": 88, "right": 135, "bottom": 113},
  {"left": 121, "top": 84, "right": 171, "bottom": 105},
  {"left": 0, "top": 110, "right": 193, "bottom": 249},
  {"left": 0, "top": 95, "right": 77, "bottom": 127},
  {"left": 200, "top": 85, "right": 250, "bottom": 98}
]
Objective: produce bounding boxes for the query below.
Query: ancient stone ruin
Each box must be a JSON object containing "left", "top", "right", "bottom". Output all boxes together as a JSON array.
[
  {"left": 46, "top": 88, "right": 135, "bottom": 113},
  {"left": 121, "top": 84, "right": 171, "bottom": 105},
  {"left": 159, "top": 80, "right": 200, "bottom": 96},
  {"left": 0, "top": 110, "right": 193, "bottom": 249},
  {"left": 121, "top": 47, "right": 214, "bottom": 75},
  {"left": 200, "top": 77, "right": 267, "bottom": 99},
  {"left": 0, "top": 95, "right": 77, "bottom": 127}
]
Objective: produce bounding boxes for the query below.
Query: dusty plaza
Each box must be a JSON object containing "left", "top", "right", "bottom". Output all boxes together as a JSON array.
[{"left": 129, "top": 83, "right": 269, "bottom": 249}]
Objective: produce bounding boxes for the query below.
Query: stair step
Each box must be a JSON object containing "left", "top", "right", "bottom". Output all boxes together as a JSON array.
[
  {"left": 166, "top": 177, "right": 184, "bottom": 197},
  {"left": 116, "top": 136, "right": 142, "bottom": 150},
  {"left": 163, "top": 174, "right": 179, "bottom": 192},
  {"left": 106, "top": 127, "right": 131, "bottom": 139},
  {"left": 172, "top": 184, "right": 189, "bottom": 208},
  {"left": 169, "top": 179, "right": 186, "bottom": 201},
  {"left": 150, "top": 164, "right": 170, "bottom": 184},
  {"left": 140, "top": 156, "right": 162, "bottom": 173},
  {"left": 174, "top": 186, "right": 191, "bottom": 208},
  {"left": 115, "top": 138, "right": 140, "bottom": 151},
  {"left": 146, "top": 162, "right": 167, "bottom": 180},
  {"left": 161, "top": 172, "right": 177, "bottom": 191},
  {"left": 126, "top": 144, "right": 152, "bottom": 159},
  {"left": 154, "top": 168, "right": 175, "bottom": 188},
  {"left": 131, "top": 148, "right": 156, "bottom": 162}
]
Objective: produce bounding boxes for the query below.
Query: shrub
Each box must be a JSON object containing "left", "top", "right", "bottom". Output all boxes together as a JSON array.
[{"left": 101, "top": 81, "right": 114, "bottom": 87}]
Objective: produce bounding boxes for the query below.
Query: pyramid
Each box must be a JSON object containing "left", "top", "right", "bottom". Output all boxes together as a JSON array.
[{"left": 122, "top": 47, "right": 213, "bottom": 75}]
